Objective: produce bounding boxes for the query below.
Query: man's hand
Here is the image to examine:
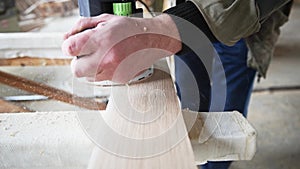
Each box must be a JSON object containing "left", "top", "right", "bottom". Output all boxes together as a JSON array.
[{"left": 62, "top": 14, "right": 181, "bottom": 83}]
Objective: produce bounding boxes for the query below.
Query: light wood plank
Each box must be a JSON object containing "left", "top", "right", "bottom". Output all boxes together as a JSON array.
[
  {"left": 84, "top": 66, "right": 197, "bottom": 169},
  {"left": 183, "top": 110, "right": 257, "bottom": 164},
  {"left": 0, "top": 111, "right": 257, "bottom": 168},
  {"left": 0, "top": 57, "right": 71, "bottom": 66}
]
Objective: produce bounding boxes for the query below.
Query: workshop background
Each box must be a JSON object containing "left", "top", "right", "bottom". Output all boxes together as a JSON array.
[{"left": 0, "top": 0, "right": 299, "bottom": 169}]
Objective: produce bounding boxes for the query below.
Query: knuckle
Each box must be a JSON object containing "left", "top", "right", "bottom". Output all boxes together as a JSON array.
[
  {"left": 77, "top": 18, "right": 85, "bottom": 26},
  {"left": 100, "top": 13, "right": 114, "bottom": 19},
  {"left": 73, "top": 69, "right": 83, "bottom": 77},
  {"left": 89, "top": 28, "right": 97, "bottom": 37},
  {"left": 100, "top": 13, "right": 110, "bottom": 18},
  {"left": 73, "top": 65, "right": 91, "bottom": 78},
  {"left": 62, "top": 40, "right": 75, "bottom": 56},
  {"left": 77, "top": 18, "right": 90, "bottom": 29},
  {"left": 67, "top": 41, "right": 77, "bottom": 56},
  {"left": 117, "top": 16, "right": 127, "bottom": 24}
]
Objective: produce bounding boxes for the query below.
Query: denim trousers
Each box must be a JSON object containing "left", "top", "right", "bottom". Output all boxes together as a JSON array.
[{"left": 175, "top": 39, "right": 256, "bottom": 169}]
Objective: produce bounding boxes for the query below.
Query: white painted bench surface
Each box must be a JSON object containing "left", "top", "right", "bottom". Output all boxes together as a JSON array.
[{"left": 0, "top": 111, "right": 256, "bottom": 169}]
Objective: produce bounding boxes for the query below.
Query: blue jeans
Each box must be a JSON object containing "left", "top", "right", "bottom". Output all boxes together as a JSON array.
[
  {"left": 175, "top": 39, "right": 256, "bottom": 169},
  {"left": 211, "top": 39, "right": 256, "bottom": 117}
]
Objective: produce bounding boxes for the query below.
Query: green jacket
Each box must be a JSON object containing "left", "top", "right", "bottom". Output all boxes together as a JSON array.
[{"left": 189, "top": 0, "right": 292, "bottom": 78}]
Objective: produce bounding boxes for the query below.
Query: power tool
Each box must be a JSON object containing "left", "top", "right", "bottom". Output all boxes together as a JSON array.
[
  {"left": 77, "top": 0, "right": 153, "bottom": 86},
  {"left": 78, "top": 0, "right": 143, "bottom": 17}
]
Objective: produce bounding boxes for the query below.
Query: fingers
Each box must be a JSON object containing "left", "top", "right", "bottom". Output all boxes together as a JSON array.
[
  {"left": 70, "top": 55, "right": 101, "bottom": 78},
  {"left": 62, "top": 28, "right": 97, "bottom": 56},
  {"left": 64, "top": 18, "right": 97, "bottom": 40},
  {"left": 86, "top": 71, "right": 111, "bottom": 82},
  {"left": 62, "top": 14, "right": 118, "bottom": 57},
  {"left": 77, "top": 56, "right": 138, "bottom": 84},
  {"left": 87, "top": 59, "right": 151, "bottom": 84},
  {"left": 64, "top": 14, "right": 116, "bottom": 40},
  {"left": 86, "top": 69, "right": 129, "bottom": 84}
]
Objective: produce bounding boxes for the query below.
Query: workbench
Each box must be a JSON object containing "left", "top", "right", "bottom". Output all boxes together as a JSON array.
[{"left": 0, "top": 32, "right": 256, "bottom": 169}]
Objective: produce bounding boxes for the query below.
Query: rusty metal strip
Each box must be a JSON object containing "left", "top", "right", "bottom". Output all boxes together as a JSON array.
[{"left": 0, "top": 70, "right": 106, "bottom": 110}]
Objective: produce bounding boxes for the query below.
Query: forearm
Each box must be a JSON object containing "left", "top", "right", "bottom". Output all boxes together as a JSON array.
[{"left": 145, "top": 14, "right": 182, "bottom": 54}]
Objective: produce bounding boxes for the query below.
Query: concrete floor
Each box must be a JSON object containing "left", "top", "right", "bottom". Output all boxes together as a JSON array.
[{"left": 230, "top": 4, "right": 300, "bottom": 169}]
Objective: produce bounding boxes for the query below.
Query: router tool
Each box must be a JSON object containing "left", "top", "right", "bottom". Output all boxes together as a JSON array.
[{"left": 77, "top": 0, "right": 153, "bottom": 86}]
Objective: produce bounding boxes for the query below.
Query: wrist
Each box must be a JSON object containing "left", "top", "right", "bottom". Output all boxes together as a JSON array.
[{"left": 148, "top": 14, "right": 182, "bottom": 54}]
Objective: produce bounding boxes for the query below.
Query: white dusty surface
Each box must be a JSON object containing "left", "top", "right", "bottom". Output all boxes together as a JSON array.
[
  {"left": 0, "top": 111, "right": 256, "bottom": 169},
  {"left": 0, "top": 111, "right": 94, "bottom": 169}
]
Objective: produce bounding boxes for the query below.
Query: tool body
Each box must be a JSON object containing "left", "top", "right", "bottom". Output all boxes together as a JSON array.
[
  {"left": 78, "top": 0, "right": 143, "bottom": 17},
  {"left": 77, "top": 0, "right": 153, "bottom": 86}
]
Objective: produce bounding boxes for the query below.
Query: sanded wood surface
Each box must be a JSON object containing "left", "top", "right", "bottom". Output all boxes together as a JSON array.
[
  {"left": 0, "top": 70, "right": 106, "bottom": 111},
  {"left": 83, "top": 66, "right": 197, "bottom": 169}
]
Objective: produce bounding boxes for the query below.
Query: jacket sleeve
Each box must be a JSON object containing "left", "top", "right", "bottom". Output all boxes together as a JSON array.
[
  {"left": 245, "top": 1, "right": 293, "bottom": 78},
  {"left": 188, "top": 0, "right": 261, "bottom": 46}
]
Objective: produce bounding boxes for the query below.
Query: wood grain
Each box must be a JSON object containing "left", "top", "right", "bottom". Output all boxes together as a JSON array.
[{"left": 86, "top": 66, "right": 197, "bottom": 169}]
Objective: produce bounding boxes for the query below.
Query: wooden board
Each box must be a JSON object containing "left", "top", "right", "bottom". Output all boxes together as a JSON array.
[
  {"left": 183, "top": 110, "right": 257, "bottom": 164},
  {"left": 0, "top": 100, "right": 30, "bottom": 113},
  {"left": 0, "top": 57, "right": 71, "bottom": 66},
  {"left": 0, "top": 33, "right": 66, "bottom": 59},
  {"left": 82, "top": 66, "right": 197, "bottom": 169},
  {"left": 0, "top": 60, "right": 256, "bottom": 168},
  {"left": 0, "top": 110, "right": 257, "bottom": 168}
]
